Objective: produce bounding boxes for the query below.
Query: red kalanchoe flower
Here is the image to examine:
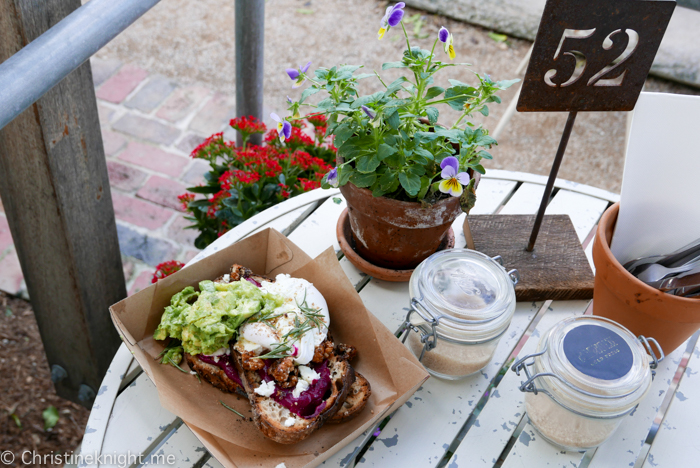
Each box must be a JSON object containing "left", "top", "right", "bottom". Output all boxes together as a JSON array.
[
  {"left": 306, "top": 113, "right": 327, "bottom": 127},
  {"left": 190, "top": 132, "right": 224, "bottom": 159},
  {"left": 177, "top": 193, "right": 196, "bottom": 210},
  {"left": 288, "top": 126, "right": 315, "bottom": 146},
  {"left": 152, "top": 260, "right": 185, "bottom": 283},
  {"left": 229, "top": 115, "right": 267, "bottom": 134}
]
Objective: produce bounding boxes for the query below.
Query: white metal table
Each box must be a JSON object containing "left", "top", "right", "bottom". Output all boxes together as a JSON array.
[{"left": 79, "top": 169, "right": 700, "bottom": 468}]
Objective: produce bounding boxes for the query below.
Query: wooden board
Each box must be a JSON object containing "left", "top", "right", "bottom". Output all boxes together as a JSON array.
[{"left": 466, "top": 214, "right": 594, "bottom": 301}]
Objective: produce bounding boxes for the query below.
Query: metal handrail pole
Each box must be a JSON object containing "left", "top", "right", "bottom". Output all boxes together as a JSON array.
[{"left": 0, "top": 0, "right": 162, "bottom": 131}]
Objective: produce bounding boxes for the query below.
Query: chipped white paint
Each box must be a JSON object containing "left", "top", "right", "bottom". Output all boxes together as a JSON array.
[
  {"left": 79, "top": 344, "right": 133, "bottom": 468},
  {"left": 590, "top": 338, "right": 690, "bottom": 468},
  {"left": 99, "top": 374, "right": 178, "bottom": 468},
  {"left": 452, "top": 300, "right": 590, "bottom": 467},
  {"left": 141, "top": 424, "right": 207, "bottom": 467},
  {"left": 546, "top": 190, "right": 609, "bottom": 243},
  {"left": 498, "top": 183, "right": 546, "bottom": 215},
  {"left": 247, "top": 201, "right": 321, "bottom": 237},
  {"left": 643, "top": 335, "right": 700, "bottom": 467}
]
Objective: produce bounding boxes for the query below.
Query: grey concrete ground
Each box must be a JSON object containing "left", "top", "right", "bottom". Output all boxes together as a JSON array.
[{"left": 94, "top": 0, "right": 700, "bottom": 194}]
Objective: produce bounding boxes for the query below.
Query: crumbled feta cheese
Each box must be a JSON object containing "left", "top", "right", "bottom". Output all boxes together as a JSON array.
[
  {"left": 223, "top": 273, "right": 231, "bottom": 282},
  {"left": 254, "top": 380, "right": 276, "bottom": 397},
  {"left": 234, "top": 337, "right": 263, "bottom": 354},
  {"left": 292, "top": 379, "right": 310, "bottom": 398},
  {"left": 298, "top": 365, "right": 320, "bottom": 384},
  {"left": 211, "top": 346, "right": 229, "bottom": 356},
  {"left": 283, "top": 418, "right": 295, "bottom": 427}
]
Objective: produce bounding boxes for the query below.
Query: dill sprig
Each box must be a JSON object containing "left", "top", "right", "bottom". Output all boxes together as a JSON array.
[
  {"left": 252, "top": 288, "right": 328, "bottom": 360},
  {"left": 168, "top": 358, "right": 188, "bottom": 373},
  {"left": 219, "top": 400, "right": 245, "bottom": 418}
]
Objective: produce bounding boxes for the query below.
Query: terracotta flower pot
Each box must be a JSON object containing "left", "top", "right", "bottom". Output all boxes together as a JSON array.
[
  {"left": 339, "top": 182, "right": 463, "bottom": 270},
  {"left": 592, "top": 202, "right": 700, "bottom": 354}
]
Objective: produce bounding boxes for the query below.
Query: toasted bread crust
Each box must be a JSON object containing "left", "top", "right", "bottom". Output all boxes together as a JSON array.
[
  {"left": 184, "top": 353, "right": 246, "bottom": 397},
  {"left": 328, "top": 370, "right": 371, "bottom": 424},
  {"left": 234, "top": 352, "right": 354, "bottom": 444}
]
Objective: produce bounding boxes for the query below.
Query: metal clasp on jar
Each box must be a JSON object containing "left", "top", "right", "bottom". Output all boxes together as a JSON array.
[
  {"left": 511, "top": 335, "right": 665, "bottom": 397},
  {"left": 396, "top": 298, "right": 440, "bottom": 362},
  {"left": 491, "top": 256, "right": 520, "bottom": 287}
]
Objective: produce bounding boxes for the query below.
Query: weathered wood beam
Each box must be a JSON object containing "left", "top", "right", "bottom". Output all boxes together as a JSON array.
[
  {"left": 235, "top": 0, "right": 265, "bottom": 146},
  {"left": 0, "top": 0, "right": 125, "bottom": 407}
]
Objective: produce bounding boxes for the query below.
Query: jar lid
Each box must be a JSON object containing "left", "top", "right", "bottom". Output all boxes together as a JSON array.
[
  {"left": 539, "top": 316, "right": 652, "bottom": 408},
  {"left": 410, "top": 249, "right": 516, "bottom": 327}
]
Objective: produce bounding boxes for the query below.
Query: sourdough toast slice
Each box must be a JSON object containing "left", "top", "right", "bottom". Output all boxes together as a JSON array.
[
  {"left": 235, "top": 352, "right": 354, "bottom": 444},
  {"left": 328, "top": 370, "right": 371, "bottom": 424},
  {"left": 184, "top": 353, "right": 246, "bottom": 397}
]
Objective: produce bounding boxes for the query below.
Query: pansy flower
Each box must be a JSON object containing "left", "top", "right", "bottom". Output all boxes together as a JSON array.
[
  {"left": 286, "top": 61, "right": 312, "bottom": 88},
  {"left": 378, "top": 2, "right": 405, "bottom": 40},
  {"left": 361, "top": 105, "right": 376, "bottom": 120},
  {"left": 326, "top": 167, "right": 339, "bottom": 188},
  {"left": 270, "top": 113, "right": 292, "bottom": 143},
  {"left": 439, "top": 156, "right": 469, "bottom": 197},
  {"left": 438, "top": 26, "right": 455, "bottom": 60}
]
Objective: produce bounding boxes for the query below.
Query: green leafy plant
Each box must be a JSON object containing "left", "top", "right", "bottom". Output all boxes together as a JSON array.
[
  {"left": 42, "top": 405, "right": 59, "bottom": 431},
  {"left": 282, "top": 3, "right": 517, "bottom": 212}
]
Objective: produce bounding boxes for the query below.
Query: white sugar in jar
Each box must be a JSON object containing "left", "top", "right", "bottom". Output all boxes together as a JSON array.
[
  {"left": 512, "top": 316, "right": 664, "bottom": 451},
  {"left": 399, "top": 249, "right": 518, "bottom": 380}
]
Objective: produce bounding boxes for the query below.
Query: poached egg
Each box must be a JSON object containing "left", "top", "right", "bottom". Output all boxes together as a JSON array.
[{"left": 234, "top": 274, "right": 329, "bottom": 365}]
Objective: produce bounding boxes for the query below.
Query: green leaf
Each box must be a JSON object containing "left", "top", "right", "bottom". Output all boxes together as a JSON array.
[
  {"left": 387, "top": 110, "right": 401, "bottom": 129},
  {"left": 299, "top": 86, "right": 320, "bottom": 104},
  {"left": 378, "top": 169, "right": 398, "bottom": 190},
  {"left": 474, "top": 164, "right": 486, "bottom": 174},
  {"left": 382, "top": 61, "right": 408, "bottom": 70},
  {"left": 425, "top": 106, "right": 439, "bottom": 124},
  {"left": 460, "top": 178, "right": 477, "bottom": 214},
  {"left": 377, "top": 143, "right": 397, "bottom": 161},
  {"left": 42, "top": 406, "right": 59, "bottom": 431},
  {"left": 354, "top": 73, "right": 374, "bottom": 80},
  {"left": 350, "top": 91, "right": 384, "bottom": 109},
  {"left": 478, "top": 150, "right": 493, "bottom": 160},
  {"left": 186, "top": 186, "right": 219, "bottom": 194},
  {"left": 338, "top": 166, "right": 355, "bottom": 185},
  {"left": 399, "top": 172, "right": 421, "bottom": 196},
  {"left": 356, "top": 154, "right": 381, "bottom": 173},
  {"left": 424, "top": 86, "right": 444, "bottom": 100},
  {"left": 496, "top": 78, "right": 520, "bottom": 89},
  {"left": 384, "top": 77, "right": 409, "bottom": 97},
  {"left": 413, "top": 147, "right": 434, "bottom": 161},
  {"left": 350, "top": 172, "right": 377, "bottom": 188},
  {"left": 488, "top": 31, "right": 508, "bottom": 43},
  {"left": 189, "top": 200, "right": 211, "bottom": 210},
  {"left": 417, "top": 176, "right": 431, "bottom": 199},
  {"left": 479, "top": 105, "right": 489, "bottom": 116},
  {"left": 448, "top": 79, "right": 472, "bottom": 88}
]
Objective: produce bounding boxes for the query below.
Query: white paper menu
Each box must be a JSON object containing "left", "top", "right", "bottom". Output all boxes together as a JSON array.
[{"left": 611, "top": 92, "right": 700, "bottom": 264}]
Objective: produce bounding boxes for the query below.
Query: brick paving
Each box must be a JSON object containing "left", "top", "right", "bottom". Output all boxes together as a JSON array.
[{"left": 0, "top": 57, "right": 236, "bottom": 297}]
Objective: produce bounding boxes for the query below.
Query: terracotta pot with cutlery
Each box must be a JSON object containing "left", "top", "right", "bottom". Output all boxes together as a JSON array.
[{"left": 592, "top": 203, "right": 700, "bottom": 354}]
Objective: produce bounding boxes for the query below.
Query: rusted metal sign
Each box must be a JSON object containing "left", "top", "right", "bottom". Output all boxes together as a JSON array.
[{"left": 518, "top": 0, "right": 676, "bottom": 112}]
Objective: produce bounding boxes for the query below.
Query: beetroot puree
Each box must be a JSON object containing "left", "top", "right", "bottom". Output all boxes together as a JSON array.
[
  {"left": 198, "top": 353, "right": 243, "bottom": 387},
  {"left": 259, "top": 360, "right": 331, "bottom": 419}
]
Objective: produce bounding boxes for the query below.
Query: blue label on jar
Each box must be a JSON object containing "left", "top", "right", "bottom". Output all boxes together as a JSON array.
[{"left": 562, "top": 324, "right": 633, "bottom": 380}]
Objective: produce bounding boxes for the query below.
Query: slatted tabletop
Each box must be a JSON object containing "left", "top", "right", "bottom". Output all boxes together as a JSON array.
[{"left": 76, "top": 169, "right": 700, "bottom": 468}]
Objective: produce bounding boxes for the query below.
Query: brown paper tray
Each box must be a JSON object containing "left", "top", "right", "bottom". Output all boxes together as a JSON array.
[{"left": 109, "top": 228, "right": 429, "bottom": 468}]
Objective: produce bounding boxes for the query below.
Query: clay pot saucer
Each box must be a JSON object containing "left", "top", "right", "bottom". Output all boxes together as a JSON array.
[{"left": 336, "top": 208, "right": 455, "bottom": 282}]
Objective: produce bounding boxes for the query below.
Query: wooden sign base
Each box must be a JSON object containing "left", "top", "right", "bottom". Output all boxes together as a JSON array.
[{"left": 463, "top": 215, "right": 594, "bottom": 302}]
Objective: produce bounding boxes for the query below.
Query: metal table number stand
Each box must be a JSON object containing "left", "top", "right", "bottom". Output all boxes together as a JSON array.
[{"left": 466, "top": 0, "right": 676, "bottom": 301}]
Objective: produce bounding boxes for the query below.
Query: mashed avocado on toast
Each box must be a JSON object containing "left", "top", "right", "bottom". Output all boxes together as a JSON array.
[{"left": 154, "top": 279, "right": 283, "bottom": 358}]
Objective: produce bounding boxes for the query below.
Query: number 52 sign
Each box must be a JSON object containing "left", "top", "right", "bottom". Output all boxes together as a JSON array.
[{"left": 517, "top": 0, "right": 675, "bottom": 112}]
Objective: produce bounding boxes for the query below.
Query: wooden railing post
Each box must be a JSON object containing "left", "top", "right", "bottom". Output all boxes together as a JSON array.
[
  {"left": 0, "top": 0, "right": 125, "bottom": 407},
  {"left": 235, "top": 0, "right": 265, "bottom": 147}
]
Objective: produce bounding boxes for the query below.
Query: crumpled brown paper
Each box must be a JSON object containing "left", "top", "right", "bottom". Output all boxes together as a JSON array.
[{"left": 110, "top": 228, "right": 429, "bottom": 468}]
